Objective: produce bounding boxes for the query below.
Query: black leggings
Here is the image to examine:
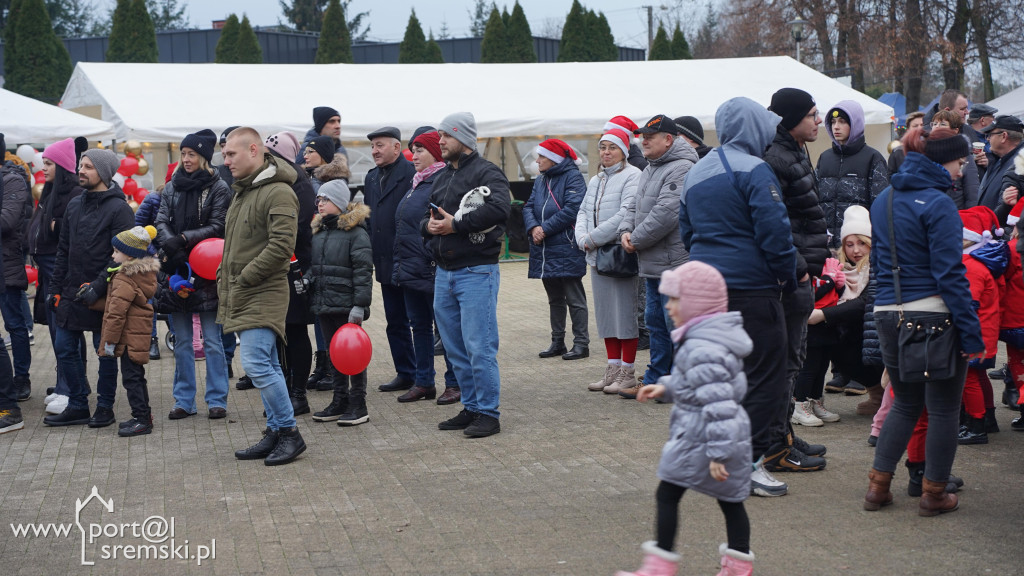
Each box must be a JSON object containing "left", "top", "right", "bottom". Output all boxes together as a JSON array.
[
  {"left": 655, "top": 481, "right": 749, "bottom": 553},
  {"left": 284, "top": 323, "right": 313, "bottom": 392}
]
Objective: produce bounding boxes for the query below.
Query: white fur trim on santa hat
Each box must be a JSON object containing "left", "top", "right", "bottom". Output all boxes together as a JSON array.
[
  {"left": 1008, "top": 200, "right": 1024, "bottom": 227},
  {"left": 536, "top": 140, "right": 583, "bottom": 166},
  {"left": 600, "top": 129, "right": 631, "bottom": 157}
]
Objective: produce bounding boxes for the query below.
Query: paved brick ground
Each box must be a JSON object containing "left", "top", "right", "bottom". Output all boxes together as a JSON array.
[{"left": 0, "top": 260, "right": 1020, "bottom": 575}]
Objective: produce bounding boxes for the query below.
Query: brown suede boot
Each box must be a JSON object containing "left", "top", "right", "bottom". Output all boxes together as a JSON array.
[
  {"left": 919, "top": 477, "right": 959, "bottom": 517},
  {"left": 856, "top": 385, "right": 884, "bottom": 416},
  {"left": 864, "top": 468, "right": 893, "bottom": 511}
]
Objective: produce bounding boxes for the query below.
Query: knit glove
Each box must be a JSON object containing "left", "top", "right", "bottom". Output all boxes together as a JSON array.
[
  {"left": 75, "top": 283, "right": 100, "bottom": 305},
  {"left": 292, "top": 278, "right": 309, "bottom": 295},
  {"left": 101, "top": 343, "right": 115, "bottom": 357},
  {"left": 348, "top": 306, "right": 364, "bottom": 326},
  {"left": 161, "top": 234, "right": 186, "bottom": 259},
  {"left": 46, "top": 294, "right": 60, "bottom": 311},
  {"left": 821, "top": 258, "right": 844, "bottom": 289}
]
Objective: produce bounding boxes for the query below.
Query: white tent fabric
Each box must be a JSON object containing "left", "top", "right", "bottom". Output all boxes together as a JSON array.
[
  {"left": 0, "top": 88, "right": 115, "bottom": 144},
  {"left": 985, "top": 85, "right": 1024, "bottom": 119},
  {"left": 60, "top": 57, "right": 893, "bottom": 149}
]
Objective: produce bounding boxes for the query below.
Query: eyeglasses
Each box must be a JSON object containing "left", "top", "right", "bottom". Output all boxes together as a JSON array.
[{"left": 988, "top": 131, "right": 1006, "bottom": 137}]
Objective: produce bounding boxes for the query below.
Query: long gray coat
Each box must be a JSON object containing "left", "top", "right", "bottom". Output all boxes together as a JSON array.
[
  {"left": 574, "top": 162, "right": 641, "bottom": 267},
  {"left": 617, "top": 137, "right": 697, "bottom": 278},
  {"left": 656, "top": 312, "right": 753, "bottom": 502}
]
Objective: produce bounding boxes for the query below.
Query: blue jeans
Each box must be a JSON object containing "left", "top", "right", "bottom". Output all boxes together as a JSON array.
[
  {"left": 434, "top": 265, "right": 501, "bottom": 418},
  {"left": 642, "top": 278, "right": 674, "bottom": 385},
  {"left": 313, "top": 320, "right": 326, "bottom": 351},
  {"left": 170, "top": 311, "right": 229, "bottom": 412},
  {"left": 35, "top": 253, "right": 77, "bottom": 396},
  {"left": 55, "top": 328, "right": 117, "bottom": 411},
  {"left": 404, "top": 287, "right": 458, "bottom": 389},
  {"left": 0, "top": 288, "right": 32, "bottom": 378},
  {"left": 239, "top": 328, "right": 295, "bottom": 430}
]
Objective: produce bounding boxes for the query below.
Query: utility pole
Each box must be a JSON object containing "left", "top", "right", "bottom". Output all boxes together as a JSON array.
[{"left": 644, "top": 5, "right": 654, "bottom": 57}]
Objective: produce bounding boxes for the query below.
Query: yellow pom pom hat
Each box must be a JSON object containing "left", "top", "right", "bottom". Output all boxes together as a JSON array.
[{"left": 112, "top": 225, "right": 158, "bottom": 259}]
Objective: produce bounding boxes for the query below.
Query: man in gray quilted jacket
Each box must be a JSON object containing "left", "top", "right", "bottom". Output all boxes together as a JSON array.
[{"left": 617, "top": 115, "right": 698, "bottom": 398}]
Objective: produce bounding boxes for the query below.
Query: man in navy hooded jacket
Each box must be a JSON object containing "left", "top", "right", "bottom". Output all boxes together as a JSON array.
[{"left": 680, "top": 97, "right": 798, "bottom": 497}]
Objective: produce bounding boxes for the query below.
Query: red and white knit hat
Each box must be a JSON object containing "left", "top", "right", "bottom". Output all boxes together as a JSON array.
[
  {"left": 599, "top": 128, "right": 631, "bottom": 157},
  {"left": 1008, "top": 200, "right": 1024, "bottom": 227},
  {"left": 536, "top": 139, "right": 581, "bottom": 166}
]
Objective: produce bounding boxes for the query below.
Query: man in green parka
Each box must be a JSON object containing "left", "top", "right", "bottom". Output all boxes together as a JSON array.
[{"left": 218, "top": 127, "right": 306, "bottom": 466}]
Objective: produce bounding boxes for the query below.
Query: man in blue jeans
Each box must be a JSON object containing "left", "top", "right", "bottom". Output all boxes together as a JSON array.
[
  {"left": 422, "top": 112, "right": 511, "bottom": 438},
  {"left": 616, "top": 115, "right": 697, "bottom": 398},
  {"left": 44, "top": 148, "right": 135, "bottom": 428},
  {"left": 219, "top": 127, "right": 306, "bottom": 466}
]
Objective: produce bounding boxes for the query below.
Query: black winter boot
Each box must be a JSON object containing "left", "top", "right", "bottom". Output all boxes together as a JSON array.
[
  {"left": 337, "top": 371, "right": 368, "bottom": 426},
  {"left": 264, "top": 427, "right": 306, "bottom": 466},
  {"left": 289, "top": 377, "right": 310, "bottom": 416},
  {"left": 957, "top": 417, "right": 989, "bottom": 445},
  {"left": 307, "top": 351, "right": 328, "bottom": 390},
  {"left": 235, "top": 427, "right": 280, "bottom": 460},
  {"left": 312, "top": 373, "right": 349, "bottom": 422},
  {"left": 149, "top": 337, "right": 161, "bottom": 360},
  {"left": 984, "top": 407, "right": 1000, "bottom": 433},
  {"left": 538, "top": 340, "right": 567, "bottom": 358}
]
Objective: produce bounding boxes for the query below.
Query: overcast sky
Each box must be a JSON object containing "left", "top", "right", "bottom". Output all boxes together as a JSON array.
[{"left": 130, "top": 0, "right": 661, "bottom": 49}]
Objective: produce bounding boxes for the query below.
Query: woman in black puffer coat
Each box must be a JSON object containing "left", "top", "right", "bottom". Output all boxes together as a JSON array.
[{"left": 154, "top": 130, "right": 231, "bottom": 419}]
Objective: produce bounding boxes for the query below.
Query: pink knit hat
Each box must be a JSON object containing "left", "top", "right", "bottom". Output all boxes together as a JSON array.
[
  {"left": 659, "top": 261, "right": 728, "bottom": 325},
  {"left": 42, "top": 138, "right": 77, "bottom": 173},
  {"left": 264, "top": 131, "right": 300, "bottom": 162}
]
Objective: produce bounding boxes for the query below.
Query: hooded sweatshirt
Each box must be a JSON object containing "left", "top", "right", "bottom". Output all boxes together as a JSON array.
[
  {"left": 680, "top": 97, "right": 797, "bottom": 291},
  {"left": 816, "top": 100, "right": 889, "bottom": 249}
]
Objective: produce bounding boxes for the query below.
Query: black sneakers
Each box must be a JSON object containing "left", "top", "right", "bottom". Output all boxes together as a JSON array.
[
  {"left": 265, "top": 427, "right": 306, "bottom": 466},
  {"left": 44, "top": 407, "right": 91, "bottom": 427},
  {"left": 763, "top": 443, "right": 826, "bottom": 472},
  {"left": 118, "top": 416, "right": 153, "bottom": 437},
  {"left": 235, "top": 427, "right": 280, "bottom": 460},
  {"left": 236, "top": 375, "right": 254, "bottom": 390},
  {"left": 14, "top": 376, "right": 31, "bottom": 401},
  {"left": 792, "top": 435, "right": 826, "bottom": 457},
  {"left": 88, "top": 406, "right": 116, "bottom": 428},
  {"left": 438, "top": 409, "right": 475, "bottom": 430},
  {"left": 464, "top": 414, "right": 501, "bottom": 438},
  {"left": 0, "top": 408, "right": 24, "bottom": 434}
]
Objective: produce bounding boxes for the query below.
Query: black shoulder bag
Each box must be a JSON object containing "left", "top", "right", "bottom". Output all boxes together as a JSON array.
[{"left": 888, "top": 191, "right": 958, "bottom": 382}]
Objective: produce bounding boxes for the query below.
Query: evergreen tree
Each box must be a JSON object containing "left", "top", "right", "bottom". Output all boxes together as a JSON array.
[
  {"left": 147, "top": 0, "right": 189, "bottom": 31},
  {"left": 467, "top": 0, "right": 488, "bottom": 36},
  {"left": 590, "top": 11, "right": 618, "bottom": 61},
  {"left": 649, "top": 24, "right": 673, "bottom": 60},
  {"left": 235, "top": 14, "right": 263, "bottom": 63},
  {"left": 670, "top": 23, "right": 691, "bottom": 59},
  {"left": 398, "top": 9, "right": 428, "bottom": 63},
  {"left": 105, "top": 0, "right": 132, "bottom": 61},
  {"left": 6, "top": 0, "right": 71, "bottom": 103},
  {"left": 557, "top": 0, "right": 587, "bottom": 62},
  {"left": 280, "top": 0, "right": 321, "bottom": 32},
  {"left": 4, "top": 0, "right": 25, "bottom": 80},
  {"left": 129, "top": 0, "right": 158, "bottom": 62},
  {"left": 505, "top": 1, "right": 535, "bottom": 63},
  {"left": 480, "top": 5, "right": 507, "bottom": 63},
  {"left": 425, "top": 31, "right": 444, "bottom": 63},
  {"left": 315, "top": 0, "right": 352, "bottom": 63},
  {"left": 501, "top": 6, "right": 510, "bottom": 28},
  {"left": 215, "top": 13, "right": 240, "bottom": 63}
]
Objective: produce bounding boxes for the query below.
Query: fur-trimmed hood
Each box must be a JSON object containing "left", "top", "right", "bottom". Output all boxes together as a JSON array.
[
  {"left": 117, "top": 256, "right": 161, "bottom": 277},
  {"left": 312, "top": 154, "right": 351, "bottom": 183},
  {"left": 312, "top": 203, "right": 370, "bottom": 233}
]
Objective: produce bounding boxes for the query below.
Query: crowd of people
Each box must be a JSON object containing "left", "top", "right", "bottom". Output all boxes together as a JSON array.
[{"left": 0, "top": 88, "right": 1022, "bottom": 575}]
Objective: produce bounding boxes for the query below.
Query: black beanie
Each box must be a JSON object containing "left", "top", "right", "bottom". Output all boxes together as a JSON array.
[
  {"left": 313, "top": 106, "right": 340, "bottom": 134},
  {"left": 673, "top": 116, "right": 704, "bottom": 146},
  {"left": 827, "top": 107, "right": 850, "bottom": 125},
  {"left": 0, "top": 133, "right": 5, "bottom": 154},
  {"left": 307, "top": 135, "right": 335, "bottom": 164},
  {"left": 769, "top": 88, "right": 816, "bottom": 131},
  {"left": 74, "top": 136, "right": 88, "bottom": 167},
  {"left": 180, "top": 129, "right": 218, "bottom": 163},
  {"left": 924, "top": 132, "right": 970, "bottom": 164}
]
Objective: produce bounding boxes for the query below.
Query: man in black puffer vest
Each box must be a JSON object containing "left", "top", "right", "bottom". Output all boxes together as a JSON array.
[{"left": 763, "top": 88, "right": 831, "bottom": 476}]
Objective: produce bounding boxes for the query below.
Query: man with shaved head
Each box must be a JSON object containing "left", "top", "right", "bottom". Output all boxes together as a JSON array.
[{"left": 218, "top": 127, "right": 306, "bottom": 466}]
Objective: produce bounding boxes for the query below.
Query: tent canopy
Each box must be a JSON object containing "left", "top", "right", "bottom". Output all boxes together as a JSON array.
[
  {"left": 986, "top": 85, "right": 1024, "bottom": 119},
  {"left": 61, "top": 57, "right": 893, "bottom": 149},
  {"left": 0, "top": 88, "right": 115, "bottom": 144}
]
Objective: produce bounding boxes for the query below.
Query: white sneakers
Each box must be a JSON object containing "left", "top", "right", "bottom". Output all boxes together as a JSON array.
[
  {"left": 750, "top": 457, "right": 788, "bottom": 497},
  {"left": 810, "top": 398, "right": 841, "bottom": 422},
  {"left": 791, "top": 400, "right": 824, "bottom": 427},
  {"left": 45, "top": 395, "right": 68, "bottom": 415}
]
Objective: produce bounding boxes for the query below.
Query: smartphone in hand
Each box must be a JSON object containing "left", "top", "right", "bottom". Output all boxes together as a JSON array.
[{"left": 430, "top": 203, "right": 444, "bottom": 220}]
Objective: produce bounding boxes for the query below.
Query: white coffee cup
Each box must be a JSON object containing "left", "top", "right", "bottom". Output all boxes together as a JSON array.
[{"left": 972, "top": 142, "right": 985, "bottom": 152}]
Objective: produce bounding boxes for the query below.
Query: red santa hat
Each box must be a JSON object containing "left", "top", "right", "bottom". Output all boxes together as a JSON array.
[
  {"left": 960, "top": 207, "right": 999, "bottom": 247},
  {"left": 968, "top": 205, "right": 1003, "bottom": 239},
  {"left": 536, "top": 138, "right": 582, "bottom": 166},
  {"left": 604, "top": 115, "right": 639, "bottom": 144},
  {"left": 1008, "top": 200, "right": 1024, "bottom": 227},
  {"left": 599, "top": 128, "right": 632, "bottom": 157}
]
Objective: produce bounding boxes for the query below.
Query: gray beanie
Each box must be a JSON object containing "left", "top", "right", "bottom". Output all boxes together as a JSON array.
[
  {"left": 318, "top": 179, "right": 351, "bottom": 210},
  {"left": 81, "top": 148, "right": 120, "bottom": 186},
  {"left": 438, "top": 112, "right": 478, "bottom": 150}
]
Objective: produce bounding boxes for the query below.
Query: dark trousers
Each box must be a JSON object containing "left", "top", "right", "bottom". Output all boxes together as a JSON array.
[
  {"left": 380, "top": 283, "right": 415, "bottom": 380},
  {"left": 0, "top": 324, "right": 16, "bottom": 410},
  {"left": 284, "top": 323, "right": 312, "bottom": 393},
  {"left": 318, "top": 314, "right": 367, "bottom": 398},
  {"left": 729, "top": 289, "right": 788, "bottom": 461},
  {"left": 403, "top": 287, "right": 458, "bottom": 388},
  {"left": 873, "top": 311, "right": 967, "bottom": 482},
  {"left": 56, "top": 328, "right": 118, "bottom": 411},
  {"left": 35, "top": 253, "right": 86, "bottom": 396},
  {"left": 541, "top": 276, "right": 589, "bottom": 347},
  {"left": 119, "top": 356, "right": 151, "bottom": 420},
  {"left": 772, "top": 280, "right": 812, "bottom": 447},
  {"left": 655, "top": 481, "right": 750, "bottom": 554},
  {"left": 0, "top": 288, "right": 31, "bottom": 378},
  {"left": 222, "top": 328, "right": 237, "bottom": 361}
]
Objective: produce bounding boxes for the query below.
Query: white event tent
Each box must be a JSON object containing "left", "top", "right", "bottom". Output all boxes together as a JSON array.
[
  {"left": 1, "top": 87, "right": 115, "bottom": 144},
  {"left": 60, "top": 57, "right": 894, "bottom": 181},
  {"left": 985, "top": 85, "right": 1024, "bottom": 119}
]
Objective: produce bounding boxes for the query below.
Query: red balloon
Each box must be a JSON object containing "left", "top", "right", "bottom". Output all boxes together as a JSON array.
[
  {"left": 330, "top": 323, "right": 372, "bottom": 375},
  {"left": 122, "top": 178, "right": 138, "bottom": 196},
  {"left": 118, "top": 157, "right": 139, "bottom": 177},
  {"left": 402, "top": 148, "right": 414, "bottom": 161},
  {"left": 188, "top": 237, "right": 224, "bottom": 280},
  {"left": 24, "top": 265, "right": 37, "bottom": 285},
  {"left": 33, "top": 171, "right": 44, "bottom": 184},
  {"left": 134, "top": 188, "right": 149, "bottom": 204}
]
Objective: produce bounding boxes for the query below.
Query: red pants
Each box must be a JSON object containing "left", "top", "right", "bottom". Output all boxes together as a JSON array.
[
  {"left": 962, "top": 367, "right": 988, "bottom": 419},
  {"left": 1008, "top": 344, "right": 1024, "bottom": 407}
]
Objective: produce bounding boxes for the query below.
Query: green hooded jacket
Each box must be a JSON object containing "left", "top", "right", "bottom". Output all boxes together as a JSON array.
[{"left": 216, "top": 154, "right": 298, "bottom": 340}]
